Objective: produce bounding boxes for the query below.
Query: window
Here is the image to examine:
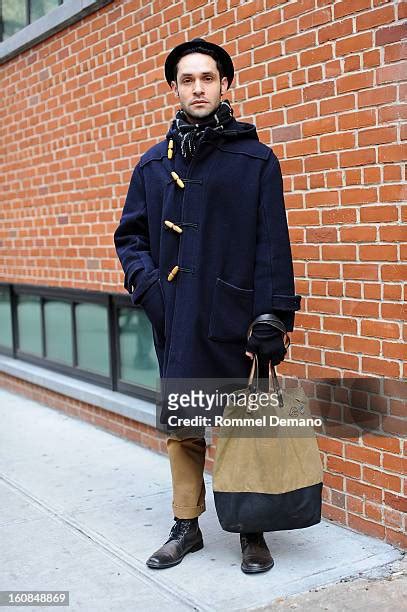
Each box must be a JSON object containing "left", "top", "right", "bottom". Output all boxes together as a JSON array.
[
  {"left": 17, "top": 294, "right": 42, "bottom": 356},
  {"left": 75, "top": 303, "right": 110, "bottom": 376},
  {"left": 44, "top": 300, "right": 73, "bottom": 364},
  {"left": 0, "top": 286, "right": 13, "bottom": 351},
  {"left": 0, "top": 283, "right": 159, "bottom": 402},
  {"left": 118, "top": 306, "right": 159, "bottom": 391},
  {"left": 31, "top": 0, "right": 62, "bottom": 22},
  {"left": 0, "top": 1, "right": 115, "bottom": 64},
  {"left": 1, "top": 1, "right": 63, "bottom": 41}
]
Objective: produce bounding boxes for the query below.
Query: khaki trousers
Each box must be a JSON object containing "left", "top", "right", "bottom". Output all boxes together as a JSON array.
[{"left": 166, "top": 429, "right": 207, "bottom": 519}]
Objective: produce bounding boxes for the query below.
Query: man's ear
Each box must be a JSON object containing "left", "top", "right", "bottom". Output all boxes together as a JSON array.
[
  {"left": 170, "top": 80, "right": 179, "bottom": 97},
  {"left": 220, "top": 76, "right": 229, "bottom": 96}
]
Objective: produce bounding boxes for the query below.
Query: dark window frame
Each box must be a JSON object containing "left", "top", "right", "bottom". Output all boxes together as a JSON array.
[{"left": 0, "top": 282, "right": 158, "bottom": 404}]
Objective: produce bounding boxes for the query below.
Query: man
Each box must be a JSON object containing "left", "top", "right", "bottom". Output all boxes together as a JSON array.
[{"left": 114, "top": 38, "right": 301, "bottom": 574}]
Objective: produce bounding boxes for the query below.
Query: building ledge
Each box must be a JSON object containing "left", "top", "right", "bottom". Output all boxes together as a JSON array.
[{"left": 0, "top": 355, "right": 156, "bottom": 428}]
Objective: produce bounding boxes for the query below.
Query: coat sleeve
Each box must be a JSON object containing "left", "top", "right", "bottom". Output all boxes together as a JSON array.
[
  {"left": 114, "top": 162, "right": 158, "bottom": 303},
  {"left": 252, "top": 152, "right": 301, "bottom": 332}
]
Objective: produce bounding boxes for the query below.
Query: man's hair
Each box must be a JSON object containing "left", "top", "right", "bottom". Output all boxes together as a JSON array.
[{"left": 173, "top": 46, "right": 225, "bottom": 84}]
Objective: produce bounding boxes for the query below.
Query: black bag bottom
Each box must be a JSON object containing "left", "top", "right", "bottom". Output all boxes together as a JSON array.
[{"left": 214, "top": 482, "right": 323, "bottom": 533}]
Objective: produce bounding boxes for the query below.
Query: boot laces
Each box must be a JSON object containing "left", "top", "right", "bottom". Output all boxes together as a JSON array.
[{"left": 169, "top": 518, "right": 195, "bottom": 541}]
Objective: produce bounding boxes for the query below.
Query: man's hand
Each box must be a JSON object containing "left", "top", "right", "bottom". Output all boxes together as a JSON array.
[{"left": 245, "top": 323, "right": 287, "bottom": 367}]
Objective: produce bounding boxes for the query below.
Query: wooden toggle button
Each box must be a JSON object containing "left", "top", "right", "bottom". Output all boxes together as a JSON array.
[
  {"left": 167, "top": 138, "right": 174, "bottom": 159},
  {"left": 170, "top": 171, "right": 185, "bottom": 189},
  {"left": 164, "top": 220, "right": 183, "bottom": 234},
  {"left": 167, "top": 265, "right": 179, "bottom": 281}
]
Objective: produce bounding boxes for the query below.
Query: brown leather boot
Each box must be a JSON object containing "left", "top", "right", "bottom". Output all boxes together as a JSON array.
[
  {"left": 146, "top": 517, "right": 203, "bottom": 569},
  {"left": 240, "top": 532, "right": 274, "bottom": 574}
]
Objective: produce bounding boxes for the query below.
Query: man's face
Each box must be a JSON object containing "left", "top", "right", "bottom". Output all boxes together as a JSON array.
[{"left": 171, "top": 53, "right": 229, "bottom": 124}]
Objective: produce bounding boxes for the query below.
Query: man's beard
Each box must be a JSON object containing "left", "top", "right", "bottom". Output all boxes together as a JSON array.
[{"left": 182, "top": 90, "right": 222, "bottom": 124}]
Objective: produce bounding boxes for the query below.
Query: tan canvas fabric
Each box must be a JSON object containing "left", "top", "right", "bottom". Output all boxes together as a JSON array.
[
  {"left": 166, "top": 435, "right": 206, "bottom": 518},
  {"left": 212, "top": 377, "right": 323, "bottom": 495}
]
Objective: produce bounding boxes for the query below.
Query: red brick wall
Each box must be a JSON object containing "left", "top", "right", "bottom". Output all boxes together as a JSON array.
[{"left": 0, "top": 0, "right": 405, "bottom": 547}]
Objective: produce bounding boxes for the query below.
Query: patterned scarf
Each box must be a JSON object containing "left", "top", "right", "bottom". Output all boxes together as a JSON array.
[{"left": 170, "top": 98, "right": 234, "bottom": 159}]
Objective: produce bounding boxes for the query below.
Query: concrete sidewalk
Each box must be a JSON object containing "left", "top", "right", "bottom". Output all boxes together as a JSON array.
[{"left": 0, "top": 387, "right": 404, "bottom": 611}]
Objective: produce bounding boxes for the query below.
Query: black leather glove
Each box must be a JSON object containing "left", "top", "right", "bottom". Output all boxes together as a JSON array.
[{"left": 246, "top": 323, "right": 287, "bottom": 367}]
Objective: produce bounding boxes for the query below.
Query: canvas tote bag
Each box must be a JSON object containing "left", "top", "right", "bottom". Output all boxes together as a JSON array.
[{"left": 212, "top": 349, "right": 323, "bottom": 533}]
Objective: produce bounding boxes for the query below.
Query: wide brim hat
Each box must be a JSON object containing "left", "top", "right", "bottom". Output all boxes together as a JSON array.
[{"left": 164, "top": 38, "right": 234, "bottom": 89}]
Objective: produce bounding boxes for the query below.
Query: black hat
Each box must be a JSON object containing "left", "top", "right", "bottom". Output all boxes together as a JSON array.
[{"left": 164, "top": 38, "right": 234, "bottom": 89}]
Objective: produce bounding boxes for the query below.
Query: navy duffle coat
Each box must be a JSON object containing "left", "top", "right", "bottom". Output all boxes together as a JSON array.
[{"left": 114, "top": 117, "right": 301, "bottom": 422}]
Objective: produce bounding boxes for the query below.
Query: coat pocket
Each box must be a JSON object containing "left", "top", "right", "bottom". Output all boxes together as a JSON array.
[
  {"left": 208, "top": 277, "right": 254, "bottom": 342},
  {"left": 136, "top": 277, "right": 166, "bottom": 343}
]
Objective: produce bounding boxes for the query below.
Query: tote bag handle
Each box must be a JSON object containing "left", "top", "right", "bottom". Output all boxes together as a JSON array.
[
  {"left": 247, "top": 352, "right": 284, "bottom": 409},
  {"left": 247, "top": 313, "right": 290, "bottom": 408}
]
